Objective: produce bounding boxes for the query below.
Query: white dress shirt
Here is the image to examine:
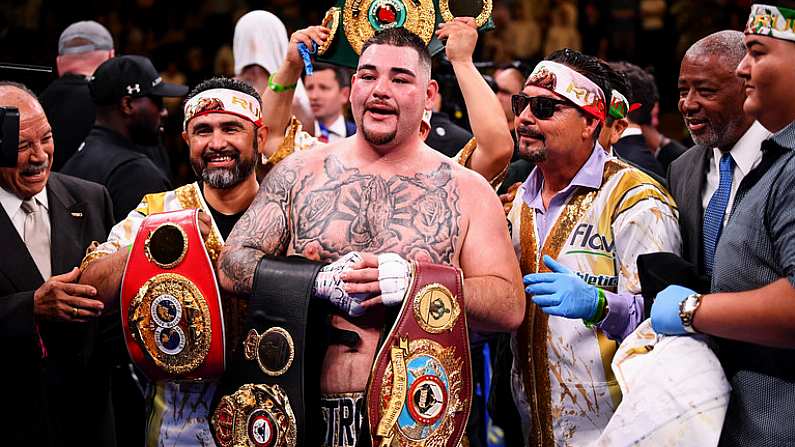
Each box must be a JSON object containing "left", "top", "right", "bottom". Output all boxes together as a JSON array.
[
  {"left": 0, "top": 185, "right": 50, "bottom": 241},
  {"left": 314, "top": 114, "right": 348, "bottom": 143},
  {"left": 701, "top": 121, "right": 770, "bottom": 226}
]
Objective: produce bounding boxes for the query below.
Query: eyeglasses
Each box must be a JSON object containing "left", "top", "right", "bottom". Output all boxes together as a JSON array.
[{"left": 511, "top": 94, "right": 572, "bottom": 120}]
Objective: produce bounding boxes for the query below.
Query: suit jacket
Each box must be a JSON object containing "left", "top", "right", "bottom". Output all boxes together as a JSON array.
[
  {"left": 0, "top": 172, "right": 116, "bottom": 446},
  {"left": 667, "top": 144, "right": 710, "bottom": 275},
  {"left": 614, "top": 134, "right": 666, "bottom": 178},
  {"left": 657, "top": 139, "right": 689, "bottom": 174}
]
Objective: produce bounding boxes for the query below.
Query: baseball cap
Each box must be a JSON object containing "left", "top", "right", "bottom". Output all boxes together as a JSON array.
[
  {"left": 58, "top": 20, "right": 114, "bottom": 55},
  {"left": 89, "top": 55, "right": 189, "bottom": 105}
]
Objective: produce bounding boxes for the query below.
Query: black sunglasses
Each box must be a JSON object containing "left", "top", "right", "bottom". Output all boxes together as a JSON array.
[{"left": 511, "top": 94, "right": 572, "bottom": 120}]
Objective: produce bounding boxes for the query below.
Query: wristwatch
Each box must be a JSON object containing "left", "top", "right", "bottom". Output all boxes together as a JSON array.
[{"left": 678, "top": 293, "right": 703, "bottom": 334}]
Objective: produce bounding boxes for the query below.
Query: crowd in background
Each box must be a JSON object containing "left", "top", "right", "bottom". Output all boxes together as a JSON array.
[
  {"left": 3, "top": 1, "right": 795, "bottom": 446},
  {"left": 0, "top": 0, "right": 754, "bottom": 186}
]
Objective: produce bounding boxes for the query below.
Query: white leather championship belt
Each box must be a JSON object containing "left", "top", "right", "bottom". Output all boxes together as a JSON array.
[
  {"left": 367, "top": 262, "right": 473, "bottom": 447},
  {"left": 120, "top": 208, "right": 225, "bottom": 381}
]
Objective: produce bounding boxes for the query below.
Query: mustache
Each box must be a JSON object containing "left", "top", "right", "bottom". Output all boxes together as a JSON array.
[
  {"left": 201, "top": 148, "right": 240, "bottom": 162},
  {"left": 365, "top": 100, "right": 397, "bottom": 114},
  {"left": 516, "top": 125, "right": 545, "bottom": 141},
  {"left": 21, "top": 161, "right": 48, "bottom": 175}
]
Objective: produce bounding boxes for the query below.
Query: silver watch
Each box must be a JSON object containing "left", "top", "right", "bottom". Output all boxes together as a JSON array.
[{"left": 678, "top": 293, "right": 703, "bottom": 334}]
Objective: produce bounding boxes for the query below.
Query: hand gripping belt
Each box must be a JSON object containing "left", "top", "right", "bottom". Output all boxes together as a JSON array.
[
  {"left": 211, "top": 256, "right": 326, "bottom": 447},
  {"left": 120, "top": 208, "right": 225, "bottom": 382}
]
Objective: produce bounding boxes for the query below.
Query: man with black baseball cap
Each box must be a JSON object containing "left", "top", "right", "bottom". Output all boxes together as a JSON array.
[{"left": 62, "top": 55, "right": 187, "bottom": 221}]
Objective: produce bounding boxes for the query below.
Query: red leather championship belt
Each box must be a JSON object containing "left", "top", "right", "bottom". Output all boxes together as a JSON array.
[
  {"left": 367, "top": 262, "right": 472, "bottom": 447},
  {"left": 120, "top": 209, "right": 225, "bottom": 381}
]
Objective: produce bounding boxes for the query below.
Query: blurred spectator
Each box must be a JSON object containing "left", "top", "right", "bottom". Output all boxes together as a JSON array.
[
  {"left": 304, "top": 63, "right": 355, "bottom": 143},
  {"left": 482, "top": 3, "right": 517, "bottom": 64},
  {"left": 61, "top": 55, "right": 185, "bottom": 221},
  {"left": 40, "top": 21, "right": 114, "bottom": 172},
  {"left": 646, "top": 101, "right": 689, "bottom": 172},
  {"left": 159, "top": 61, "right": 187, "bottom": 116},
  {"left": 233, "top": 10, "right": 314, "bottom": 129},
  {"left": 493, "top": 64, "right": 526, "bottom": 133},
  {"left": 543, "top": 1, "right": 582, "bottom": 55},
  {"left": 214, "top": 44, "right": 235, "bottom": 77},
  {"left": 578, "top": 0, "right": 609, "bottom": 58},
  {"left": 185, "top": 46, "right": 208, "bottom": 88},
  {"left": 609, "top": 61, "right": 667, "bottom": 177},
  {"left": 507, "top": 2, "right": 543, "bottom": 61},
  {"left": 425, "top": 90, "right": 473, "bottom": 158},
  {"left": 608, "top": 0, "right": 637, "bottom": 60}
]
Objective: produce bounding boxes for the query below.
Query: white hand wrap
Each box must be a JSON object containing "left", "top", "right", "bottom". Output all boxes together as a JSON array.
[
  {"left": 378, "top": 253, "right": 412, "bottom": 307},
  {"left": 313, "top": 252, "right": 368, "bottom": 317}
]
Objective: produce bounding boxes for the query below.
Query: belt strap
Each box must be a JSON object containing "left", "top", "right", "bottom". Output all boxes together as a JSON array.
[{"left": 211, "top": 256, "right": 325, "bottom": 447}]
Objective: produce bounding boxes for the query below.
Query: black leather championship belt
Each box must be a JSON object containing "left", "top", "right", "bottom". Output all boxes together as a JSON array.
[
  {"left": 120, "top": 209, "right": 225, "bottom": 382},
  {"left": 211, "top": 256, "right": 325, "bottom": 447},
  {"left": 367, "top": 262, "right": 472, "bottom": 447}
]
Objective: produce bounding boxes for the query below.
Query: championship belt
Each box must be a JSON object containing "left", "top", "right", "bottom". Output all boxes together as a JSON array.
[
  {"left": 317, "top": 0, "right": 494, "bottom": 68},
  {"left": 211, "top": 256, "right": 326, "bottom": 447},
  {"left": 367, "top": 262, "right": 472, "bottom": 447},
  {"left": 120, "top": 209, "right": 225, "bottom": 381}
]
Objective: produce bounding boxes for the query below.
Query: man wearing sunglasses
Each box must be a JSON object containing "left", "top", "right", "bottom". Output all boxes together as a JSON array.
[{"left": 505, "top": 49, "right": 681, "bottom": 446}]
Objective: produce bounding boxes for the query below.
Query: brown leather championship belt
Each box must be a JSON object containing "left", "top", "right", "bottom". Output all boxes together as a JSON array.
[
  {"left": 367, "top": 262, "right": 472, "bottom": 447},
  {"left": 120, "top": 209, "right": 225, "bottom": 381}
]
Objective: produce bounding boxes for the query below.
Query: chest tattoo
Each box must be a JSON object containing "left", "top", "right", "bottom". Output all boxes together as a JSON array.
[{"left": 291, "top": 155, "right": 461, "bottom": 263}]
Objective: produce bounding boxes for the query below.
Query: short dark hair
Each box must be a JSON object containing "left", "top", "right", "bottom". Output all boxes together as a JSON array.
[
  {"left": 608, "top": 61, "right": 657, "bottom": 125},
  {"left": 185, "top": 77, "right": 261, "bottom": 105},
  {"left": 305, "top": 63, "right": 352, "bottom": 88},
  {"left": 545, "top": 48, "right": 609, "bottom": 141},
  {"left": 360, "top": 28, "right": 431, "bottom": 77}
]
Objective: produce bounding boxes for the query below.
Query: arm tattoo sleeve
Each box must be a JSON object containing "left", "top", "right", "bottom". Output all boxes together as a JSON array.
[{"left": 219, "top": 159, "right": 298, "bottom": 295}]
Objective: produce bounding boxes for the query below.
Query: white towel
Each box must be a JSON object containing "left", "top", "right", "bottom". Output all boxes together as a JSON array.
[
  {"left": 592, "top": 320, "right": 731, "bottom": 447},
  {"left": 233, "top": 10, "right": 312, "bottom": 120}
]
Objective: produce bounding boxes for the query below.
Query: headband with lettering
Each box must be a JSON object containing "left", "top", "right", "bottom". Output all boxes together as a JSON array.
[
  {"left": 746, "top": 4, "right": 795, "bottom": 42},
  {"left": 183, "top": 88, "right": 263, "bottom": 130},
  {"left": 527, "top": 60, "right": 607, "bottom": 121}
]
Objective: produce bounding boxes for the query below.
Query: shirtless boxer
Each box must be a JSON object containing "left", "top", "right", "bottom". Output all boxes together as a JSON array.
[{"left": 217, "top": 27, "right": 524, "bottom": 445}]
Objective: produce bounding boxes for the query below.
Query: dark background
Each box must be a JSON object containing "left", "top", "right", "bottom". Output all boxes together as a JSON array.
[{"left": 0, "top": 0, "right": 754, "bottom": 183}]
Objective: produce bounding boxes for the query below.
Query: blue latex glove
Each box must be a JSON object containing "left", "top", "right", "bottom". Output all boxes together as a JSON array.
[
  {"left": 650, "top": 285, "right": 695, "bottom": 335},
  {"left": 523, "top": 255, "right": 599, "bottom": 320}
]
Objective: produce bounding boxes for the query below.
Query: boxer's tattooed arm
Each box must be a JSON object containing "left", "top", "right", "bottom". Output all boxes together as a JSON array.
[
  {"left": 218, "top": 159, "right": 298, "bottom": 295},
  {"left": 292, "top": 155, "right": 462, "bottom": 264}
]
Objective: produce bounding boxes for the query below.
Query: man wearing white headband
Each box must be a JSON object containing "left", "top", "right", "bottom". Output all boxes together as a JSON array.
[
  {"left": 78, "top": 77, "right": 266, "bottom": 446},
  {"left": 505, "top": 48, "right": 681, "bottom": 446},
  {"left": 651, "top": 2, "right": 795, "bottom": 445},
  {"left": 218, "top": 24, "right": 524, "bottom": 447}
]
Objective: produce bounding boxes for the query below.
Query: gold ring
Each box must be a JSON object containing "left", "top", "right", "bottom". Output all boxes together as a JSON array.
[{"left": 72, "top": 306, "right": 79, "bottom": 318}]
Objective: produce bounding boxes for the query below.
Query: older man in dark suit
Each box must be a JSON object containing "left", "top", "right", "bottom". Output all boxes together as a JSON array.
[
  {"left": 0, "top": 82, "right": 116, "bottom": 446},
  {"left": 669, "top": 30, "right": 770, "bottom": 277}
]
